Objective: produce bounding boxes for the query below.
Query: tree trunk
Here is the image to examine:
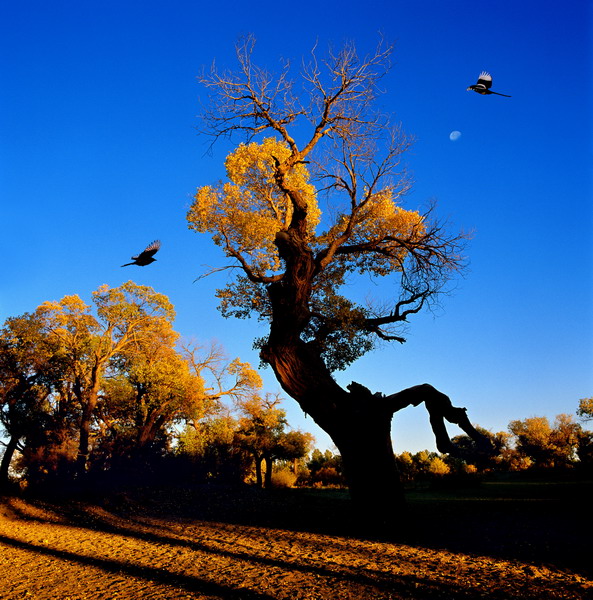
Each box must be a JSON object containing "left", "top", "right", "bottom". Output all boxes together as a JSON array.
[
  {"left": 76, "top": 377, "right": 102, "bottom": 476},
  {"left": 254, "top": 455, "right": 263, "bottom": 488},
  {"left": 261, "top": 340, "right": 406, "bottom": 528},
  {"left": 259, "top": 229, "right": 490, "bottom": 531},
  {"left": 333, "top": 410, "right": 405, "bottom": 528},
  {"left": 0, "top": 434, "right": 20, "bottom": 490},
  {"left": 261, "top": 337, "right": 490, "bottom": 530},
  {"left": 76, "top": 402, "right": 94, "bottom": 476},
  {"left": 264, "top": 456, "right": 273, "bottom": 489}
]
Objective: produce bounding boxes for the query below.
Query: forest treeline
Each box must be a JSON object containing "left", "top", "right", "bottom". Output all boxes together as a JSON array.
[
  {"left": 1, "top": 282, "right": 592, "bottom": 494},
  {"left": 0, "top": 282, "right": 314, "bottom": 492}
]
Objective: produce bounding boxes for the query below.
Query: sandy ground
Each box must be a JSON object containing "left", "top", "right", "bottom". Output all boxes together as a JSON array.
[{"left": 0, "top": 493, "right": 590, "bottom": 600}]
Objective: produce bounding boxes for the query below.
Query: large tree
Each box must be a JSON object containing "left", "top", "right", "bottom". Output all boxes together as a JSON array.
[
  {"left": 189, "top": 38, "right": 490, "bottom": 525},
  {"left": 36, "top": 281, "right": 175, "bottom": 475}
]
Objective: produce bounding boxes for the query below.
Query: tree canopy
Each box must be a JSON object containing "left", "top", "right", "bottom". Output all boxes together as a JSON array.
[
  {"left": 188, "top": 38, "right": 468, "bottom": 372},
  {"left": 0, "top": 283, "right": 268, "bottom": 489}
]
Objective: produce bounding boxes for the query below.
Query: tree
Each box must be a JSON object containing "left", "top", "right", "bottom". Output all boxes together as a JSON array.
[
  {"left": 275, "top": 429, "right": 315, "bottom": 476},
  {"left": 0, "top": 313, "right": 57, "bottom": 488},
  {"left": 307, "top": 449, "right": 345, "bottom": 487},
  {"left": 174, "top": 343, "right": 264, "bottom": 483},
  {"left": 508, "top": 414, "right": 582, "bottom": 468},
  {"left": 577, "top": 398, "right": 593, "bottom": 422},
  {"left": 428, "top": 456, "right": 450, "bottom": 477},
  {"left": 188, "top": 37, "right": 489, "bottom": 524},
  {"left": 235, "top": 393, "right": 287, "bottom": 488},
  {"left": 450, "top": 426, "right": 514, "bottom": 471},
  {"left": 36, "top": 282, "right": 175, "bottom": 476},
  {"left": 97, "top": 335, "right": 206, "bottom": 467}
]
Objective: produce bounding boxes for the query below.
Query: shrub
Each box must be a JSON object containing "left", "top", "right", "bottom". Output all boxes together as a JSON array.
[{"left": 271, "top": 468, "right": 297, "bottom": 488}]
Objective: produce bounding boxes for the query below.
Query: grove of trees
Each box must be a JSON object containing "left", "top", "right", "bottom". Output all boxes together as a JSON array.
[
  {"left": 0, "top": 282, "right": 589, "bottom": 494},
  {"left": 0, "top": 282, "right": 311, "bottom": 491},
  {"left": 395, "top": 409, "right": 593, "bottom": 484},
  {"left": 188, "top": 37, "right": 490, "bottom": 523}
]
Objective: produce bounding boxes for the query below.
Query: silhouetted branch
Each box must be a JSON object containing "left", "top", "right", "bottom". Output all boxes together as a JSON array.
[{"left": 359, "top": 383, "right": 494, "bottom": 455}]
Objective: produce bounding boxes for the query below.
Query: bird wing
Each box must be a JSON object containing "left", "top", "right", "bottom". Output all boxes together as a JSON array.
[
  {"left": 476, "top": 71, "right": 492, "bottom": 89},
  {"left": 136, "top": 240, "right": 161, "bottom": 259}
]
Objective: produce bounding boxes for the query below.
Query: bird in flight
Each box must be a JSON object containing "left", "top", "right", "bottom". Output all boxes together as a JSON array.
[
  {"left": 467, "top": 72, "right": 511, "bottom": 97},
  {"left": 121, "top": 240, "right": 161, "bottom": 267}
]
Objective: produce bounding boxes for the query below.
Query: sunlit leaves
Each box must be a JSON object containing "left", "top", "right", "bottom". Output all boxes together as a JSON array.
[
  {"left": 508, "top": 415, "right": 583, "bottom": 468},
  {"left": 1, "top": 284, "right": 268, "bottom": 482},
  {"left": 577, "top": 397, "right": 593, "bottom": 422},
  {"left": 190, "top": 40, "right": 469, "bottom": 374},
  {"left": 320, "top": 187, "right": 426, "bottom": 276},
  {"left": 189, "top": 138, "right": 320, "bottom": 276}
]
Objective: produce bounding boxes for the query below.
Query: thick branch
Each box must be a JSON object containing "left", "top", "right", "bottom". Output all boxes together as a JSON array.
[{"left": 381, "top": 383, "right": 493, "bottom": 455}]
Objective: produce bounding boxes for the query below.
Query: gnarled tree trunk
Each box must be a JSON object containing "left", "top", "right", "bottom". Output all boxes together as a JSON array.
[
  {"left": 263, "top": 339, "right": 490, "bottom": 528},
  {"left": 260, "top": 326, "right": 406, "bottom": 526}
]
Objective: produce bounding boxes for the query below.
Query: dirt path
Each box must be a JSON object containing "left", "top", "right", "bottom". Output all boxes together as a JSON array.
[{"left": 0, "top": 496, "right": 590, "bottom": 599}]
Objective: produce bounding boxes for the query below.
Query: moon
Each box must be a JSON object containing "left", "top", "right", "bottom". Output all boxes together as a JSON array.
[{"left": 449, "top": 130, "right": 462, "bottom": 141}]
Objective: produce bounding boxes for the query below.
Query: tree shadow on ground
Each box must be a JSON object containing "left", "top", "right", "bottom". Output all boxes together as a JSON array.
[
  {"left": 4, "top": 478, "right": 593, "bottom": 579},
  {"left": 0, "top": 493, "right": 521, "bottom": 600}
]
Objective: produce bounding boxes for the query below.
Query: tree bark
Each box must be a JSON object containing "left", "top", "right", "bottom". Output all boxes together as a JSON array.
[
  {"left": 75, "top": 367, "right": 102, "bottom": 477},
  {"left": 76, "top": 401, "right": 94, "bottom": 476},
  {"left": 261, "top": 340, "right": 403, "bottom": 525},
  {"left": 264, "top": 456, "right": 273, "bottom": 489},
  {"left": 0, "top": 434, "right": 20, "bottom": 490},
  {"left": 254, "top": 455, "right": 263, "bottom": 488}
]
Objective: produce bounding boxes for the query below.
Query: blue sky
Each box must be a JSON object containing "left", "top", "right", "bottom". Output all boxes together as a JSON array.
[{"left": 1, "top": 0, "right": 591, "bottom": 453}]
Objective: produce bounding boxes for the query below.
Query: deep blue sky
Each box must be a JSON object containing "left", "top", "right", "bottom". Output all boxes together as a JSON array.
[{"left": 1, "top": 1, "right": 591, "bottom": 453}]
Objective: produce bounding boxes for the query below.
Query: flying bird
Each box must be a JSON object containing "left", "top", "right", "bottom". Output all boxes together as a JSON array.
[
  {"left": 121, "top": 240, "right": 161, "bottom": 267},
  {"left": 467, "top": 72, "right": 511, "bottom": 97}
]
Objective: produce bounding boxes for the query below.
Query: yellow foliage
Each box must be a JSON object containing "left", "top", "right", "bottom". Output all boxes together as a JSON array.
[
  {"left": 321, "top": 188, "right": 426, "bottom": 276},
  {"left": 188, "top": 138, "right": 320, "bottom": 274},
  {"left": 428, "top": 456, "right": 450, "bottom": 476}
]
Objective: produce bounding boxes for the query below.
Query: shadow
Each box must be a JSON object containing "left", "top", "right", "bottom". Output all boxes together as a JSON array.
[
  {"left": 397, "top": 479, "right": 593, "bottom": 577},
  {"left": 0, "top": 533, "right": 274, "bottom": 600},
  {"left": 0, "top": 494, "right": 532, "bottom": 600},
  {"left": 107, "top": 482, "right": 593, "bottom": 577},
  {"left": 2, "top": 479, "right": 592, "bottom": 592},
  {"left": 0, "top": 504, "right": 456, "bottom": 599}
]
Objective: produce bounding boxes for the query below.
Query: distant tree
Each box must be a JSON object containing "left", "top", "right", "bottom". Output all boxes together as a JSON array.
[
  {"left": 508, "top": 414, "right": 582, "bottom": 469},
  {"left": 235, "top": 393, "right": 286, "bottom": 487},
  {"left": 98, "top": 343, "right": 205, "bottom": 467},
  {"left": 234, "top": 393, "right": 311, "bottom": 488},
  {"left": 274, "top": 429, "right": 315, "bottom": 476},
  {"left": 175, "top": 342, "right": 264, "bottom": 482},
  {"left": 181, "top": 341, "right": 263, "bottom": 406},
  {"left": 550, "top": 414, "right": 582, "bottom": 466},
  {"left": 307, "top": 449, "right": 345, "bottom": 487},
  {"left": 189, "top": 36, "right": 490, "bottom": 525},
  {"left": 577, "top": 398, "right": 593, "bottom": 422},
  {"left": 577, "top": 430, "right": 593, "bottom": 467},
  {"left": 394, "top": 451, "right": 415, "bottom": 483},
  {"left": 451, "top": 426, "right": 513, "bottom": 471},
  {"left": 176, "top": 414, "right": 249, "bottom": 482},
  {"left": 428, "top": 456, "right": 450, "bottom": 477},
  {"left": 412, "top": 450, "right": 435, "bottom": 476}
]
